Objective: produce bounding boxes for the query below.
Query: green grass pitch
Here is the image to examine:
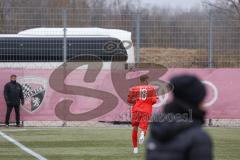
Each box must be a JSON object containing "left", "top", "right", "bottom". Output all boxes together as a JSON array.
[{"left": 0, "top": 127, "right": 240, "bottom": 160}]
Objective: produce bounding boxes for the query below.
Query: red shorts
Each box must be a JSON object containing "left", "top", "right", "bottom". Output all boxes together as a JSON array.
[{"left": 131, "top": 111, "right": 151, "bottom": 131}]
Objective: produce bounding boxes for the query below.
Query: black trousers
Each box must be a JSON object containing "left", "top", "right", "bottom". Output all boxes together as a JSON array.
[{"left": 5, "top": 104, "right": 20, "bottom": 125}]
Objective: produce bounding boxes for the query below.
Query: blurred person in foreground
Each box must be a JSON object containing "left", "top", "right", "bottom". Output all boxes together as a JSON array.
[
  {"left": 4, "top": 74, "right": 24, "bottom": 127},
  {"left": 146, "top": 74, "right": 213, "bottom": 160}
]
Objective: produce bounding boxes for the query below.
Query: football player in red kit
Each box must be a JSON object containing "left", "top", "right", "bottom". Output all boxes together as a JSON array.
[{"left": 128, "top": 75, "right": 158, "bottom": 154}]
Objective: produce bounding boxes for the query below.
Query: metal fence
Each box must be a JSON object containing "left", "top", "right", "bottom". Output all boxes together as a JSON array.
[{"left": 1, "top": 7, "right": 240, "bottom": 68}]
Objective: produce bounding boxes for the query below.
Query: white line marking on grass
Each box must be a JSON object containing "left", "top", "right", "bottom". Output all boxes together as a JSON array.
[{"left": 0, "top": 131, "right": 48, "bottom": 160}]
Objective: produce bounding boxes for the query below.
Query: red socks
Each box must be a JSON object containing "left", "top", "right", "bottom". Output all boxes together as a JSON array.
[{"left": 132, "top": 129, "right": 138, "bottom": 148}]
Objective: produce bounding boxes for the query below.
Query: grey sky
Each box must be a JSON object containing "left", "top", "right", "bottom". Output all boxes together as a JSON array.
[{"left": 142, "top": 0, "right": 203, "bottom": 9}]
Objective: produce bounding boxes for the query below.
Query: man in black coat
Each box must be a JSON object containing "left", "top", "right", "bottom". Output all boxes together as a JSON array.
[
  {"left": 4, "top": 75, "right": 24, "bottom": 127},
  {"left": 146, "top": 75, "right": 213, "bottom": 160}
]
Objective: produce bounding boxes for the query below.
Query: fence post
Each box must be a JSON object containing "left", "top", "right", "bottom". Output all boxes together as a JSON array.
[
  {"left": 135, "top": 12, "right": 140, "bottom": 63},
  {"left": 63, "top": 9, "right": 67, "bottom": 63},
  {"left": 208, "top": 11, "right": 213, "bottom": 68},
  {"left": 62, "top": 9, "right": 67, "bottom": 127}
]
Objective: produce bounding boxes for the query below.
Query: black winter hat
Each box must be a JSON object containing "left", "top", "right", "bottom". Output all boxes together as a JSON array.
[{"left": 170, "top": 74, "right": 206, "bottom": 105}]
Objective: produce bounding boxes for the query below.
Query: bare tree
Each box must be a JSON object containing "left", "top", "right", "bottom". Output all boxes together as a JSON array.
[
  {"left": 0, "top": 0, "right": 4, "bottom": 32},
  {"left": 203, "top": 0, "right": 240, "bottom": 19}
]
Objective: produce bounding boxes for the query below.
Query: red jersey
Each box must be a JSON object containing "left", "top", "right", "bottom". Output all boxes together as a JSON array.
[{"left": 127, "top": 85, "right": 158, "bottom": 114}]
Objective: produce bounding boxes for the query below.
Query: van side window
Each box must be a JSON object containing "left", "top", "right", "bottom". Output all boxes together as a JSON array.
[{"left": 0, "top": 37, "right": 128, "bottom": 62}]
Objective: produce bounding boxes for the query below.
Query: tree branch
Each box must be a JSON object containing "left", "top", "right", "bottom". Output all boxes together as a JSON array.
[
  {"left": 203, "top": 0, "right": 240, "bottom": 18},
  {"left": 229, "top": 0, "right": 240, "bottom": 16}
]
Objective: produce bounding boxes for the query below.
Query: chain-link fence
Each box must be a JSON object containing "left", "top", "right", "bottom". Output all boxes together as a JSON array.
[{"left": 0, "top": 7, "right": 240, "bottom": 67}]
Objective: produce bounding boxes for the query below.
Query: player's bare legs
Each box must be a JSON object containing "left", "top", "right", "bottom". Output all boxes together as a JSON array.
[{"left": 132, "top": 126, "right": 138, "bottom": 154}]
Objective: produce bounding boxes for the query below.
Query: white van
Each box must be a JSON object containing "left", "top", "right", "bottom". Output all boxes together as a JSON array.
[{"left": 0, "top": 27, "right": 134, "bottom": 69}]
